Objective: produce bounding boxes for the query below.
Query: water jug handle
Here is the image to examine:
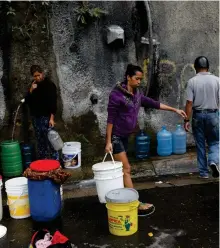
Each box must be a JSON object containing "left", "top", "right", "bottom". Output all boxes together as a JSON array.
[{"left": 102, "top": 152, "right": 115, "bottom": 165}]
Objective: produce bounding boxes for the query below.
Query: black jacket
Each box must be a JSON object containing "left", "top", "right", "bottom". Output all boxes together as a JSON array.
[{"left": 25, "top": 77, "right": 57, "bottom": 117}]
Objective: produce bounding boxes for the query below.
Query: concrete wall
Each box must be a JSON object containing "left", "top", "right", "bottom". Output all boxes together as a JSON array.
[
  {"left": 0, "top": 1, "right": 219, "bottom": 162},
  {"left": 147, "top": 1, "right": 219, "bottom": 145},
  {"left": 0, "top": 49, "right": 6, "bottom": 127}
]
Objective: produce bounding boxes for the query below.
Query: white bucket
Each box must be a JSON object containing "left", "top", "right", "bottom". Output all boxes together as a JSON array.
[
  {"left": 5, "top": 177, "right": 30, "bottom": 219},
  {"left": 92, "top": 153, "right": 124, "bottom": 203},
  {"left": 0, "top": 179, "right": 2, "bottom": 221},
  {"left": 62, "top": 142, "right": 81, "bottom": 169}
]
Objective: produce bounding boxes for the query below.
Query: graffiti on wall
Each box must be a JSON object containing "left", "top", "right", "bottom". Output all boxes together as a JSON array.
[{"left": 142, "top": 58, "right": 196, "bottom": 107}]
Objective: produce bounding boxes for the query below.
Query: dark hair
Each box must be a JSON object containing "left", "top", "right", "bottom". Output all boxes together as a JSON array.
[
  {"left": 194, "top": 56, "right": 209, "bottom": 70},
  {"left": 124, "top": 64, "right": 143, "bottom": 83},
  {"left": 30, "top": 65, "right": 43, "bottom": 75}
]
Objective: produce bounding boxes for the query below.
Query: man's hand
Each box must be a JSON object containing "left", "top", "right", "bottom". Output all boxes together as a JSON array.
[
  {"left": 175, "top": 109, "right": 187, "bottom": 118},
  {"left": 184, "top": 122, "right": 190, "bottom": 132},
  {"left": 105, "top": 142, "right": 113, "bottom": 153},
  {"left": 49, "top": 119, "right": 55, "bottom": 128}
]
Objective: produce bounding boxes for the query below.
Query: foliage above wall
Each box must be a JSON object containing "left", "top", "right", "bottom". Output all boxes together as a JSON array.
[
  {"left": 75, "top": 1, "right": 108, "bottom": 26},
  {"left": 6, "top": 2, "right": 50, "bottom": 43}
]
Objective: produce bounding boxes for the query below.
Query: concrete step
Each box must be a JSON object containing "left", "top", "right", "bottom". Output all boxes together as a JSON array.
[{"left": 63, "top": 148, "right": 198, "bottom": 189}]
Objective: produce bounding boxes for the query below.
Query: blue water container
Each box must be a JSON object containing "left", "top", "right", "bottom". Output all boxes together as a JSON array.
[
  {"left": 172, "top": 124, "right": 186, "bottom": 154},
  {"left": 28, "top": 179, "right": 61, "bottom": 222},
  {"left": 157, "top": 126, "right": 172, "bottom": 156},
  {"left": 20, "top": 143, "right": 34, "bottom": 169},
  {"left": 135, "top": 130, "right": 150, "bottom": 159}
]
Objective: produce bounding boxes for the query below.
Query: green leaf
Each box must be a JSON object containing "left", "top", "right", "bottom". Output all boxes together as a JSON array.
[{"left": 81, "top": 16, "right": 86, "bottom": 24}]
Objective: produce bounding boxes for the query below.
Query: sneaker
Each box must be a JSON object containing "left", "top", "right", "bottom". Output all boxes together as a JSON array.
[
  {"left": 198, "top": 175, "right": 209, "bottom": 179},
  {"left": 209, "top": 163, "right": 219, "bottom": 178}
]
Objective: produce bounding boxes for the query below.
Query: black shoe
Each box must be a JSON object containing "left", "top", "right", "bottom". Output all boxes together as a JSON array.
[{"left": 209, "top": 163, "right": 219, "bottom": 178}]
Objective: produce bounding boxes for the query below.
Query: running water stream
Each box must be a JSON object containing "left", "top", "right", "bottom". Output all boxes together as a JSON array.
[{"left": 11, "top": 103, "right": 22, "bottom": 141}]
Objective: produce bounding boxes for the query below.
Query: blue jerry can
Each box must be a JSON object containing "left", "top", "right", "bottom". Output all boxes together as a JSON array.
[
  {"left": 135, "top": 130, "right": 150, "bottom": 159},
  {"left": 172, "top": 124, "right": 186, "bottom": 154},
  {"left": 157, "top": 126, "right": 172, "bottom": 156}
]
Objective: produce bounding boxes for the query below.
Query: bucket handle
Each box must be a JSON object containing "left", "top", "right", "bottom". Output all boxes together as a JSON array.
[
  {"left": 103, "top": 152, "right": 115, "bottom": 165},
  {"left": 7, "top": 190, "right": 24, "bottom": 216}
]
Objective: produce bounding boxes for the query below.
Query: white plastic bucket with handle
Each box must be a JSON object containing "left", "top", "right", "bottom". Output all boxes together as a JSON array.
[
  {"left": 62, "top": 142, "right": 81, "bottom": 169},
  {"left": 0, "top": 177, "right": 3, "bottom": 221},
  {"left": 92, "top": 153, "right": 124, "bottom": 203},
  {"left": 5, "top": 177, "right": 30, "bottom": 219}
]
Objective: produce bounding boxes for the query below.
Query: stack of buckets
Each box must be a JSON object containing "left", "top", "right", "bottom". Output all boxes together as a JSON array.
[
  {"left": 92, "top": 153, "right": 124, "bottom": 203},
  {"left": 92, "top": 153, "right": 139, "bottom": 236},
  {"left": 5, "top": 177, "right": 30, "bottom": 219}
]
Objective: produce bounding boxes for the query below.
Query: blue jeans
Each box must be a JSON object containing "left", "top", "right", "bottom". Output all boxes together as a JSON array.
[
  {"left": 192, "top": 111, "right": 219, "bottom": 177},
  {"left": 32, "top": 116, "right": 59, "bottom": 160}
]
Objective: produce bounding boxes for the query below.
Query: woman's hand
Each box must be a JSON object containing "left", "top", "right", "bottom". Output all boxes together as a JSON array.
[
  {"left": 49, "top": 119, "right": 55, "bottom": 128},
  {"left": 105, "top": 142, "right": 113, "bottom": 153},
  {"left": 175, "top": 109, "right": 187, "bottom": 118},
  {"left": 30, "top": 81, "right": 37, "bottom": 93},
  {"left": 159, "top": 104, "right": 187, "bottom": 119}
]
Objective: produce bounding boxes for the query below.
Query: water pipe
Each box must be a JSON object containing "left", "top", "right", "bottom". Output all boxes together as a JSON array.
[{"left": 143, "top": 0, "right": 153, "bottom": 96}]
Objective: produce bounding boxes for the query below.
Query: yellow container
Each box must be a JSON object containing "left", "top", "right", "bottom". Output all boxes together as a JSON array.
[
  {"left": 7, "top": 194, "right": 30, "bottom": 219},
  {"left": 105, "top": 188, "right": 139, "bottom": 236},
  {"left": 5, "top": 177, "right": 30, "bottom": 219}
]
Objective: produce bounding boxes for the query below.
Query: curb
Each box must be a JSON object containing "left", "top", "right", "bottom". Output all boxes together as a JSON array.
[{"left": 63, "top": 150, "right": 198, "bottom": 190}]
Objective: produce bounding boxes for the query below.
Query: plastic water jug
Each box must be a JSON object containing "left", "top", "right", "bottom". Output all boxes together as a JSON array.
[
  {"left": 172, "top": 124, "right": 186, "bottom": 154},
  {"left": 135, "top": 130, "right": 150, "bottom": 159},
  {"left": 47, "top": 129, "right": 64, "bottom": 151},
  {"left": 20, "top": 143, "right": 34, "bottom": 169},
  {"left": 157, "top": 126, "right": 172, "bottom": 156}
]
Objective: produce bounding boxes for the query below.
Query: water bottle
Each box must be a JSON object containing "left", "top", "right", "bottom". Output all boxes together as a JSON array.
[
  {"left": 172, "top": 124, "right": 186, "bottom": 154},
  {"left": 157, "top": 126, "right": 172, "bottom": 156},
  {"left": 135, "top": 130, "right": 150, "bottom": 159},
  {"left": 47, "top": 129, "right": 64, "bottom": 151},
  {"left": 21, "top": 143, "right": 33, "bottom": 169}
]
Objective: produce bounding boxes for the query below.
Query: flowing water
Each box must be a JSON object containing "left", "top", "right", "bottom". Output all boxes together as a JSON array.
[{"left": 11, "top": 103, "right": 22, "bottom": 141}]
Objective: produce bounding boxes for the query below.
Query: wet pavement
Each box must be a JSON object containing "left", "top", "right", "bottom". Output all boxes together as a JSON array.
[{"left": 0, "top": 182, "right": 218, "bottom": 248}]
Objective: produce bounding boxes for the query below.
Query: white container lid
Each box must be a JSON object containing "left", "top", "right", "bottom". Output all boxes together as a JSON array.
[
  {"left": 105, "top": 188, "right": 139, "bottom": 203},
  {"left": 92, "top": 161, "right": 122, "bottom": 171},
  {"left": 5, "top": 177, "right": 27, "bottom": 188},
  {"left": 0, "top": 225, "right": 7, "bottom": 239}
]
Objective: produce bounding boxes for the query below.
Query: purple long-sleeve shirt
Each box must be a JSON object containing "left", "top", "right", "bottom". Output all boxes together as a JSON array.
[{"left": 107, "top": 82, "right": 160, "bottom": 137}]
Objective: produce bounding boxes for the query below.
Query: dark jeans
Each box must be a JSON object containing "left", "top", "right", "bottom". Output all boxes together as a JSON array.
[
  {"left": 32, "top": 116, "right": 59, "bottom": 160},
  {"left": 192, "top": 111, "right": 219, "bottom": 177}
]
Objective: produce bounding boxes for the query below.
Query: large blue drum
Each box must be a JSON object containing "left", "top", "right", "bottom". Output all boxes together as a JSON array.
[{"left": 28, "top": 179, "right": 61, "bottom": 222}]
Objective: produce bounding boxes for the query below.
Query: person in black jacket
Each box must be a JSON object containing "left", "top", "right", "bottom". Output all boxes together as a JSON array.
[{"left": 25, "top": 65, "right": 59, "bottom": 160}]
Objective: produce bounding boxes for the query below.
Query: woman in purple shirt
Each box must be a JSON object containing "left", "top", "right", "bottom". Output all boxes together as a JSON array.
[{"left": 105, "top": 64, "right": 187, "bottom": 215}]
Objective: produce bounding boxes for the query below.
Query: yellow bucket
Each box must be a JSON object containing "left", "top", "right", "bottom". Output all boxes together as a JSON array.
[
  {"left": 7, "top": 194, "right": 30, "bottom": 219},
  {"left": 105, "top": 188, "right": 139, "bottom": 236},
  {"left": 5, "top": 177, "right": 30, "bottom": 219}
]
